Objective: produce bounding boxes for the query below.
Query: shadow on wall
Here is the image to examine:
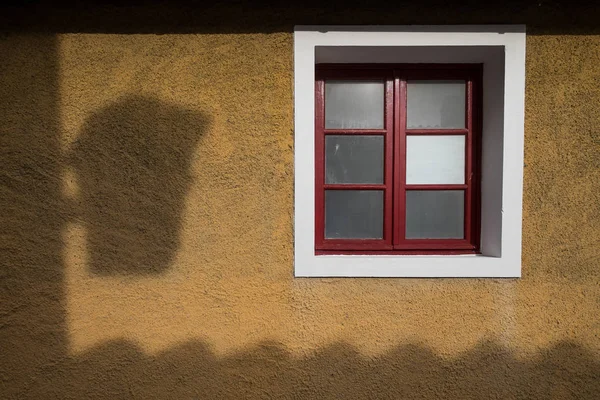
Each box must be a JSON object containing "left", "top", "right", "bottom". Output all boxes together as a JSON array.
[
  {"left": 1, "top": 1, "right": 600, "bottom": 34},
  {"left": 16, "top": 339, "right": 600, "bottom": 399},
  {"left": 69, "top": 96, "right": 209, "bottom": 275},
  {"left": 1, "top": 34, "right": 67, "bottom": 398}
]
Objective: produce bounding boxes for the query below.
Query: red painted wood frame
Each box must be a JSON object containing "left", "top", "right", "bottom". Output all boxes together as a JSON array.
[{"left": 315, "top": 64, "right": 482, "bottom": 255}]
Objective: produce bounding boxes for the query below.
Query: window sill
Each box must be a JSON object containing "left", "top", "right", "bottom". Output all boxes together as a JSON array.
[
  {"left": 316, "top": 250, "right": 479, "bottom": 256},
  {"left": 296, "top": 253, "right": 520, "bottom": 278}
]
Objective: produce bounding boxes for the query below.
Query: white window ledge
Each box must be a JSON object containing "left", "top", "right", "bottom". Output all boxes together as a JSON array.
[{"left": 294, "top": 26, "right": 526, "bottom": 278}]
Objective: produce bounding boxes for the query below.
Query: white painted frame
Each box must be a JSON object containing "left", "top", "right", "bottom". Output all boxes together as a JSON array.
[{"left": 294, "top": 26, "right": 526, "bottom": 277}]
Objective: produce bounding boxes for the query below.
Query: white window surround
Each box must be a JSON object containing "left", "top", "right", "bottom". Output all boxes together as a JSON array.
[{"left": 294, "top": 25, "right": 526, "bottom": 278}]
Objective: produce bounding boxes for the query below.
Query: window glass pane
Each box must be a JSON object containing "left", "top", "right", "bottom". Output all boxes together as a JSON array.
[
  {"left": 406, "top": 190, "right": 464, "bottom": 239},
  {"left": 325, "top": 190, "right": 383, "bottom": 239},
  {"left": 406, "top": 135, "right": 465, "bottom": 184},
  {"left": 325, "top": 81, "right": 384, "bottom": 129},
  {"left": 407, "top": 80, "right": 466, "bottom": 129},
  {"left": 325, "top": 135, "right": 384, "bottom": 184}
]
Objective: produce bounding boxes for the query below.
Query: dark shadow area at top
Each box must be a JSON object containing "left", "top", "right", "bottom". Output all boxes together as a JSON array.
[
  {"left": 69, "top": 96, "right": 209, "bottom": 275},
  {"left": 1, "top": 0, "right": 600, "bottom": 35}
]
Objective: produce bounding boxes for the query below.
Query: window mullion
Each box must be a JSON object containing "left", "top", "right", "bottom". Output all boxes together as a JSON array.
[
  {"left": 393, "top": 74, "right": 407, "bottom": 247},
  {"left": 384, "top": 78, "right": 395, "bottom": 245}
]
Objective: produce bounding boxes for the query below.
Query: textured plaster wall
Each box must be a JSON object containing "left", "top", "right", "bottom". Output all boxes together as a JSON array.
[{"left": 1, "top": 25, "right": 599, "bottom": 400}]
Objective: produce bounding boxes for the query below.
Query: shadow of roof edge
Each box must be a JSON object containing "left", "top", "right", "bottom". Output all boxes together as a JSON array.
[{"left": 1, "top": 1, "right": 600, "bottom": 35}]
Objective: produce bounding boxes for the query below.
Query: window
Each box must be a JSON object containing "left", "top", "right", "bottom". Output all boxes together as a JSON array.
[
  {"left": 294, "top": 26, "right": 526, "bottom": 277},
  {"left": 315, "top": 65, "right": 481, "bottom": 255}
]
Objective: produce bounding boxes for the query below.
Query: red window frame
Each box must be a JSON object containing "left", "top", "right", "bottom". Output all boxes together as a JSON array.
[{"left": 315, "top": 64, "right": 482, "bottom": 255}]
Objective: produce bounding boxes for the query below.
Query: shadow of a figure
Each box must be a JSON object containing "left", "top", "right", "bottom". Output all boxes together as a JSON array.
[{"left": 70, "top": 96, "right": 209, "bottom": 275}]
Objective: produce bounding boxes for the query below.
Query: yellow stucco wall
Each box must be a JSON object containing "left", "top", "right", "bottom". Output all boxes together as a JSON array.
[{"left": 1, "top": 30, "right": 599, "bottom": 398}]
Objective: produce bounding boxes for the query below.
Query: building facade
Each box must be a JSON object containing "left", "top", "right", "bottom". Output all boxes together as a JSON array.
[{"left": 2, "top": 2, "right": 599, "bottom": 398}]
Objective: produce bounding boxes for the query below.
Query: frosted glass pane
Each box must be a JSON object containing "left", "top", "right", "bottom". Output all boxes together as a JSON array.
[
  {"left": 325, "top": 81, "right": 384, "bottom": 129},
  {"left": 325, "top": 190, "right": 383, "bottom": 239},
  {"left": 325, "top": 135, "right": 384, "bottom": 184},
  {"left": 407, "top": 81, "right": 466, "bottom": 129},
  {"left": 406, "top": 135, "right": 465, "bottom": 184},
  {"left": 406, "top": 191, "right": 464, "bottom": 239}
]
